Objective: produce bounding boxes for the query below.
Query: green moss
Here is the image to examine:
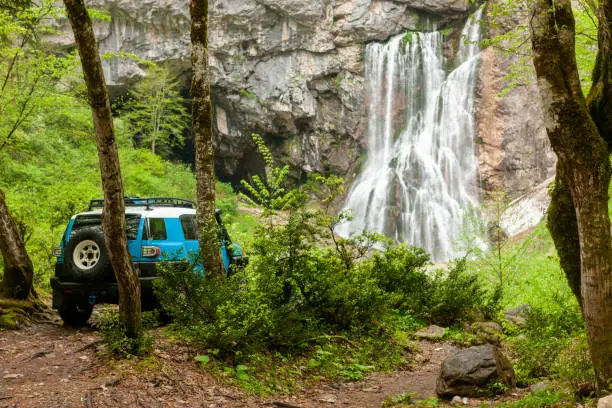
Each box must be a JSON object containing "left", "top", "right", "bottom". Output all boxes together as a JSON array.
[
  {"left": 0, "top": 311, "right": 20, "bottom": 329},
  {"left": 240, "top": 89, "right": 257, "bottom": 99},
  {"left": 401, "top": 31, "right": 413, "bottom": 47}
]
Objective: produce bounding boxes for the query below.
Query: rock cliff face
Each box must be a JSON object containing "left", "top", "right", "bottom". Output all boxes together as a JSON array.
[
  {"left": 51, "top": 0, "right": 555, "bottom": 198},
  {"left": 474, "top": 2, "right": 556, "bottom": 198}
]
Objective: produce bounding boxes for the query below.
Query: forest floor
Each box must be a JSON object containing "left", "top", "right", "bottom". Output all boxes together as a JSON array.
[{"left": 0, "top": 316, "right": 528, "bottom": 408}]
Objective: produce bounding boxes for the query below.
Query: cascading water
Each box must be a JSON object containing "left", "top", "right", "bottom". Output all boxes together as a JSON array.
[{"left": 338, "top": 7, "right": 485, "bottom": 262}]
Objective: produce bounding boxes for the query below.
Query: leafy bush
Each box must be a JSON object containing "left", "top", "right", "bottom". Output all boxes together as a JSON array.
[
  {"left": 365, "top": 249, "right": 495, "bottom": 326},
  {"left": 509, "top": 296, "right": 593, "bottom": 387},
  {"left": 154, "top": 206, "right": 390, "bottom": 358},
  {"left": 154, "top": 261, "right": 268, "bottom": 357},
  {"left": 366, "top": 244, "right": 431, "bottom": 312},
  {"left": 428, "top": 258, "right": 493, "bottom": 326},
  {"left": 93, "top": 309, "right": 153, "bottom": 358}
]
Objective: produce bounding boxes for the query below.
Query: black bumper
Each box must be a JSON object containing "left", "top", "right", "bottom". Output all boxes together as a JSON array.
[{"left": 50, "top": 275, "right": 159, "bottom": 310}]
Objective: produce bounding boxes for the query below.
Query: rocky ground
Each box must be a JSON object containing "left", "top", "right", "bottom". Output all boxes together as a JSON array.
[{"left": 0, "top": 316, "right": 532, "bottom": 408}]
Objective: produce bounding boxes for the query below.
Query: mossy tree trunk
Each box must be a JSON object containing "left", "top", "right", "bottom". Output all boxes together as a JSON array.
[
  {"left": 63, "top": 0, "right": 142, "bottom": 336},
  {"left": 530, "top": 0, "right": 612, "bottom": 388},
  {"left": 190, "top": 0, "right": 222, "bottom": 276},
  {"left": 0, "top": 188, "right": 34, "bottom": 299}
]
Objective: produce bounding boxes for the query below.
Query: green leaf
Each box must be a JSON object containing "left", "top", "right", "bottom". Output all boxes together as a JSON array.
[{"left": 194, "top": 355, "right": 210, "bottom": 365}]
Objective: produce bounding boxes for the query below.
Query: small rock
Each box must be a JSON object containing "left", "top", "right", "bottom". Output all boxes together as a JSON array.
[
  {"left": 504, "top": 305, "right": 530, "bottom": 327},
  {"left": 451, "top": 396, "right": 470, "bottom": 405},
  {"left": 104, "top": 377, "right": 121, "bottom": 387},
  {"left": 598, "top": 394, "right": 612, "bottom": 408},
  {"left": 529, "top": 381, "right": 548, "bottom": 394},
  {"left": 414, "top": 325, "right": 446, "bottom": 340},
  {"left": 320, "top": 394, "right": 337, "bottom": 404},
  {"left": 3, "top": 374, "right": 23, "bottom": 380},
  {"left": 362, "top": 385, "right": 381, "bottom": 393}
]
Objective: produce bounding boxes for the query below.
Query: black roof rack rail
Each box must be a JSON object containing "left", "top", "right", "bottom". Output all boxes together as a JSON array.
[{"left": 88, "top": 197, "right": 197, "bottom": 211}]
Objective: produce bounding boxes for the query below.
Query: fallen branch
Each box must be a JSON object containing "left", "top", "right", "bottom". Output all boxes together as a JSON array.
[
  {"left": 26, "top": 349, "right": 53, "bottom": 361},
  {"left": 86, "top": 391, "right": 93, "bottom": 408},
  {"left": 271, "top": 402, "right": 304, "bottom": 408},
  {"left": 72, "top": 340, "right": 103, "bottom": 354}
]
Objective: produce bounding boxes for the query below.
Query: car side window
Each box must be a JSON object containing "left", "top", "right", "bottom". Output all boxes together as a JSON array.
[
  {"left": 179, "top": 215, "right": 198, "bottom": 240},
  {"left": 125, "top": 215, "right": 141, "bottom": 240},
  {"left": 145, "top": 218, "right": 167, "bottom": 240}
]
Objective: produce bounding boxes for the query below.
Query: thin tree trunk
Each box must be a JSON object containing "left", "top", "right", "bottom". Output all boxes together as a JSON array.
[
  {"left": 63, "top": 0, "right": 141, "bottom": 336},
  {"left": 530, "top": 0, "right": 612, "bottom": 386},
  {"left": 190, "top": 0, "right": 222, "bottom": 275},
  {"left": 0, "top": 189, "right": 34, "bottom": 299}
]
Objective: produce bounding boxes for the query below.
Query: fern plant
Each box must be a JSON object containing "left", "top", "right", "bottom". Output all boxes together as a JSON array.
[{"left": 239, "top": 134, "right": 303, "bottom": 212}]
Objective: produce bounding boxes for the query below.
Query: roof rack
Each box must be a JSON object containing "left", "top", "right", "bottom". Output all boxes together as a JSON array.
[{"left": 88, "top": 196, "right": 197, "bottom": 211}]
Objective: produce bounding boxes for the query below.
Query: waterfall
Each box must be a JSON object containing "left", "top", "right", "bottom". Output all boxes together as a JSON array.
[{"left": 338, "top": 8, "right": 485, "bottom": 262}]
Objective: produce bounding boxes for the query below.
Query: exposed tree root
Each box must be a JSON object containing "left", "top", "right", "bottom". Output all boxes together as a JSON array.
[{"left": 0, "top": 293, "right": 49, "bottom": 329}]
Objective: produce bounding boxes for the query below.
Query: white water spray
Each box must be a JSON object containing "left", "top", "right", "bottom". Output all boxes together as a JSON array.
[{"left": 338, "top": 8, "right": 485, "bottom": 262}]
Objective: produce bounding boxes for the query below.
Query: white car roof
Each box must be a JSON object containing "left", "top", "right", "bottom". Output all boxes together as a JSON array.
[{"left": 74, "top": 206, "right": 197, "bottom": 219}]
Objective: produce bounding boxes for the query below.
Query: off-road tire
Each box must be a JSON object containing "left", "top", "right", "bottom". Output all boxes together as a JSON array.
[
  {"left": 64, "top": 228, "right": 111, "bottom": 282},
  {"left": 58, "top": 296, "right": 93, "bottom": 326}
]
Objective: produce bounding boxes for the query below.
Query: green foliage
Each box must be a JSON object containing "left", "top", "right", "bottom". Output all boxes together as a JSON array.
[
  {"left": 239, "top": 134, "right": 301, "bottom": 211},
  {"left": 496, "top": 390, "right": 576, "bottom": 408},
  {"left": 365, "top": 250, "right": 495, "bottom": 326},
  {"left": 0, "top": 0, "right": 79, "bottom": 154},
  {"left": 482, "top": 0, "right": 597, "bottom": 96},
  {"left": 573, "top": 2, "right": 598, "bottom": 94},
  {"left": 115, "top": 65, "right": 189, "bottom": 158},
  {"left": 401, "top": 31, "right": 413, "bottom": 46},
  {"left": 382, "top": 392, "right": 416, "bottom": 407},
  {"left": 509, "top": 297, "right": 594, "bottom": 387},
  {"left": 93, "top": 309, "right": 153, "bottom": 358},
  {"left": 215, "top": 181, "right": 238, "bottom": 220}
]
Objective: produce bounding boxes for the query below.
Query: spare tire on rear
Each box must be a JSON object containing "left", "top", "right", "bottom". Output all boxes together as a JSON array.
[{"left": 64, "top": 228, "right": 111, "bottom": 282}]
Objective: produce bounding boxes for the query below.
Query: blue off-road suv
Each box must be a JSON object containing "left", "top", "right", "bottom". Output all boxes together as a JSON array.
[{"left": 50, "top": 197, "right": 247, "bottom": 326}]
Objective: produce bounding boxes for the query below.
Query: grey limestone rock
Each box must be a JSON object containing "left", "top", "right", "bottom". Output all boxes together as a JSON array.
[
  {"left": 48, "top": 0, "right": 555, "bottom": 198},
  {"left": 436, "top": 344, "right": 516, "bottom": 398}
]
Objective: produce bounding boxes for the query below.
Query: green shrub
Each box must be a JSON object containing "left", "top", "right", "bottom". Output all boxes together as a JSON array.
[
  {"left": 509, "top": 296, "right": 592, "bottom": 385},
  {"left": 93, "top": 309, "right": 153, "bottom": 358},
  {"left": 428, "top": 258, "right": 492, "bottom": 326},
  {"left": 154, "top": 261, "right": 269, "bottom": 357},
  {"left": 365, "top": 250, "right": 494, "bottom": 326},
  {"left": 366, "top": 244, "right": 431, "bottom": 312},
  {"left": 155, "top": 206, "right": 390, "bottom": 359}
]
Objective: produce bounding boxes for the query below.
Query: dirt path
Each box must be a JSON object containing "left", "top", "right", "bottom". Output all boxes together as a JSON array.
[{"left": 0, "top": 322, "right": 457, "bottom": 408}]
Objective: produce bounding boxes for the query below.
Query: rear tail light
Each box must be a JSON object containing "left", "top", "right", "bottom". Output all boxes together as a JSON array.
[
  {"left": 141, "top": 246, "right": 161, "bottom": 257},
  {"left": 52, "top": 247, "right": 63, "bottom": 257}
]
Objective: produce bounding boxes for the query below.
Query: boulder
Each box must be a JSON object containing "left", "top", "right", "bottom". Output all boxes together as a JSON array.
[
  {"left": 414, "top": 325, "right": 446, "bottom": 340},
  {"left": 436, "top": 344, "right": 516, "bottom": 398},
  {"left": 529, "top": 381, "right": 549, "bottom": 395},
  {"left": 599, "top": 394, "right": 612, "bottom": 408},
  {"left": 504, "top": 305, "right": 530, "bottom": 327},
  {"left": 470, "top": 321, "right": 503, "bottom": 346}
]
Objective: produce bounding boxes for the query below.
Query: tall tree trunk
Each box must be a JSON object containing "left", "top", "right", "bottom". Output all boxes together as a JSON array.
[
  {"left": 546, "top": 164, "right": 582, "bottom": 310},
  {"left": 0, "top": 189, "right": 34, "bottom": 299},
  {"left": 190, "top": 0, "right": 222, "bottom": 275},
  {"left": 530, "top": 0, "right": 612, "bottom": 387},
  {"left": 63, "top": 0, "right": 141, "bottom": 336}
]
